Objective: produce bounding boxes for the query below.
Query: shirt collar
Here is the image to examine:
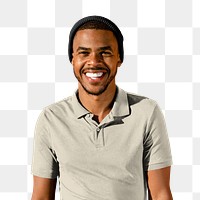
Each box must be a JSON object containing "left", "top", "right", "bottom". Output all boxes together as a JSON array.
[
  {"left": 111, "top": 87, "right": 130, "bottom": 117},
  {"left": 72, "top": 86, "right": 130, "bottom": 119},
  {"left": 72, "top": 91, "right": 90, "bottom": 119}
]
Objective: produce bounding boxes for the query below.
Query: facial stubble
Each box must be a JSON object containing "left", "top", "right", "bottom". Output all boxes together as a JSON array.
[{"left": 73, "top": 67, "right": 118, "bottom": 96}]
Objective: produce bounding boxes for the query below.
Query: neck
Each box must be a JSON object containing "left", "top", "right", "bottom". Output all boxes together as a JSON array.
[{"left": 78, "top": 84, "right": 117, "bottom": 123}]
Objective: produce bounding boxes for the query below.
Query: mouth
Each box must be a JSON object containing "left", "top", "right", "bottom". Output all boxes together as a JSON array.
[
  {"left": 82, "top": 68, "right": 108, "bottom": 82},
  {"left": 85, "top": 72, "right": 104, "bottom": 79}
]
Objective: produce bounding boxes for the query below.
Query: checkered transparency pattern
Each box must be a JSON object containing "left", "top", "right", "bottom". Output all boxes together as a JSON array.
[{"left": 0, "top": 0, "right": 199, "bottom": 199}]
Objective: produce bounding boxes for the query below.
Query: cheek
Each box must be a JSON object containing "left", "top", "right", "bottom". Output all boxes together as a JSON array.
[
  {"left": 106, "top": 59, "right": 120, "bottom": 69},
  {"left": 73, "top": 57, "right": 82, "bottom": 67},
  {"left": 72, "top": 58, "right": 86, "bottom": 72}
]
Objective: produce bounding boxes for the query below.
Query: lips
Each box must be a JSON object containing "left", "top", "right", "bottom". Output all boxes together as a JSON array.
[
  {"left": 85, "top": 72, "right": 104, "bottom": 79},
  {"left": 82, "top": 67, "right": 108, "bottom": 81}
]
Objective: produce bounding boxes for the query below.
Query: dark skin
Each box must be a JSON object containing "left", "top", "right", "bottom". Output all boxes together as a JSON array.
[
  {"left": 31, "top": 177, "right": 57, "bottom": 200},
  {"left": 71, "top": 29, "right": 121, "bottom": 123},
  {"left": 31, "top": 29, "right": 173, "bottom": 200}
]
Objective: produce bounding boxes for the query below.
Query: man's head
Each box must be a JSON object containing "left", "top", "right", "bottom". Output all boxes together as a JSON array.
[
  {"left": 68, "top": 16, "right": 124, "bottom": 63},
  {"left": 69, "top": 16, "right": 124, "bottom": 96}
]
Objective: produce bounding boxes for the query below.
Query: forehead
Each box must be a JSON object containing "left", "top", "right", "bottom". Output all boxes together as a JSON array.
[{"left": 73, "top": 29, "right": 118, "bottom": 48}]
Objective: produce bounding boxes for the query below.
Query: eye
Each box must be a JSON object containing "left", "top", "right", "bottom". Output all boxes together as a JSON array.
[
  {"left": 78, "top": 51, "right": 89, "bottom": 56},
  {"left": 101, "top": 51, "right": 112, "bottom": 56}
]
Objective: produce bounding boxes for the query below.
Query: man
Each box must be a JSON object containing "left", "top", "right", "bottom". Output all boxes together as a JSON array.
[{"left": 31, "top": 16, "right": 173, "bottom": 200}]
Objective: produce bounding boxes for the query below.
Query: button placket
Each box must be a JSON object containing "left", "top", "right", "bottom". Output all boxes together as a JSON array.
[
  {"left": 84, "top": 114, "right": 106, "bottom": 148},
  {"left": 96, "top": 127, "right": 100, "bottom": 132},
  {"left": 94, "top": 127, "right": 100, "bottom": 141},
  {"left": 94, "top": 127, "right": 105, "bottom": 148}
]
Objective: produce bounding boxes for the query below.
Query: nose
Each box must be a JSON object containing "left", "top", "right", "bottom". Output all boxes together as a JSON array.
[{"left": 87, "top": 52, "right": 102, "bottom": 66}]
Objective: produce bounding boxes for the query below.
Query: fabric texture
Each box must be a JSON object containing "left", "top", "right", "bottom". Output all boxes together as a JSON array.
[{"left": 32, "top": 87, "right": 172, "bottom": 200}]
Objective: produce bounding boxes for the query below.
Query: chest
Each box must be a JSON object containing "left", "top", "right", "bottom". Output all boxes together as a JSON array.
[{"left": 50, "top": 116, "right": 146, "bottom": 175}]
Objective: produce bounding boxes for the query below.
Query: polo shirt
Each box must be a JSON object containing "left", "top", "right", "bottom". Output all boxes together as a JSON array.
[{"left": 32, "top": 87, "right": 172, "bottom": 200}]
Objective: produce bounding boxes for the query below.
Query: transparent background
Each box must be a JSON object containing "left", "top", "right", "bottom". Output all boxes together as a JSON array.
[{"left": 0, "top": 0, "right": 199, "bottom": 199}]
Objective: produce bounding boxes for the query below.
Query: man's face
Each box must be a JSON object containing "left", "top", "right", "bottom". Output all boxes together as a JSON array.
[{"left": 72, "top": 29, "right": 121, "bottom": 96}]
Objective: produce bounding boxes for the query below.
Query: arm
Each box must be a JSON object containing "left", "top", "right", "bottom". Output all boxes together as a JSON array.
[
  {"left": 146, "top": 166, "right": 173, "bottom": 200},
  {"left": 31, "top": 176, "right": 57, "bottom": 200}
]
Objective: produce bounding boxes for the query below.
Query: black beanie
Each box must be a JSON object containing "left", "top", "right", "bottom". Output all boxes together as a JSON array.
[{"left": 68, "top": 15, "right": 124, "bottom": 63}]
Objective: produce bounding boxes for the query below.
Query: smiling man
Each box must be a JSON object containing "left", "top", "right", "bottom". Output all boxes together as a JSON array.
[{"left": 31, "top": 16, "right": 173, "bottom": 200}]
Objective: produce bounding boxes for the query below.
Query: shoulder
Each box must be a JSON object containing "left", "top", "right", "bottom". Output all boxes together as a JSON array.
[
  {"left": 125, "top": 90, "right": 158, "bottom": 112},
  {"left": 40, "top": 95, "right": 74, "bottom": 120},
  {"left": 46, "top": 95, "right": 73, "bottom": 110}
]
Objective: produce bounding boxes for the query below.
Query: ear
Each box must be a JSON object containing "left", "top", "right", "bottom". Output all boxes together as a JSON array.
[
  {"left": 117, "top": 54, "right": 122, "bottom": 67},
  {"left": 71, "top": 53, "right": 74, "bottom": 65},
  {"left": 117, "top": 61, "right": 121, "bottom": 68}
]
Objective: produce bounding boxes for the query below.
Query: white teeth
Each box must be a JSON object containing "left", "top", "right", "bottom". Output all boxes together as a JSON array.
[{"left": 85, "top": 72, "right": 103, "bottom": 78}]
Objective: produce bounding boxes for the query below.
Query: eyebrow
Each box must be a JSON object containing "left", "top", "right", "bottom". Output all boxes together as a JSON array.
[
  {"left": 98, "top": 46, "right": 113, "bottom": 51},
  {"left": 76, "top": 47, "right": 90, "bottom": 52},
  {"left": 76, "top": 46, "right": 113, "bottom": 52}
]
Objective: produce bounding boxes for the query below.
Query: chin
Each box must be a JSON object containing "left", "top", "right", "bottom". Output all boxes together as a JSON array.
[
  {"left": 85, "top": 88, "right": 106, "bottom": 96},
  {"left": 82, "top": 85, "right": 108, "bottom": 96}
]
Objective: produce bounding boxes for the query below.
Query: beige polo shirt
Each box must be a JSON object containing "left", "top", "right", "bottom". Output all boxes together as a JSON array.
[{"left": 32, "top": 87, "right": 172, "bottom": 200}]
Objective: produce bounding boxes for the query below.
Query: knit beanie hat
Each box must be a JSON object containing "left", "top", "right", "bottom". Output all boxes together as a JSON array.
[{"left": 68, "top": 15, "right": 124, "bottom": 63}]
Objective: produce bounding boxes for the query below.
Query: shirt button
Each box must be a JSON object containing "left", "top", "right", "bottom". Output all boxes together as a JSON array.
[{"left": 96, "top": 127, "right": 100, "bottom": 132}]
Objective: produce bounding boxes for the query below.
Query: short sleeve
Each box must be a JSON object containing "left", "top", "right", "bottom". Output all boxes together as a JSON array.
[
  {"left": 143, "top": 103, "right": 172, "bottom": 171},
  {"left": 31, "top": 109, "right": 59, "bottom": 178}
]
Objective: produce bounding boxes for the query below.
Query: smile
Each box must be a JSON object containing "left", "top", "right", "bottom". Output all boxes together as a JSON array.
[{"left": 85, "top": 72, "right": 104, "bottom": 79}]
